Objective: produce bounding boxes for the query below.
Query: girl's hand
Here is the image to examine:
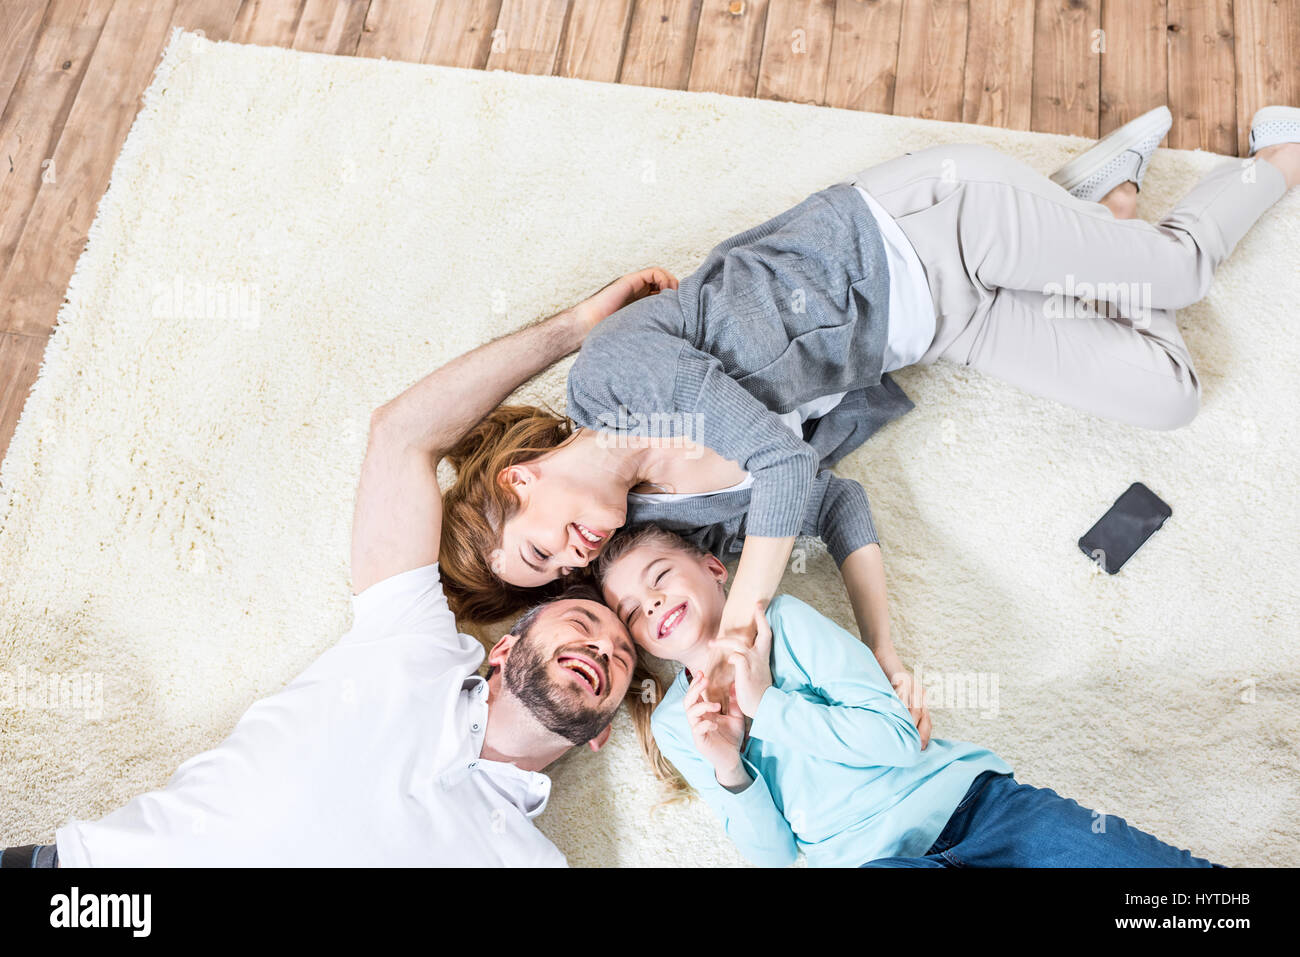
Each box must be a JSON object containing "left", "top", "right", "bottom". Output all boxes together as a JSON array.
[
  {"left": 684, "top": 671, "right": 746, "bottom": 778},
  {"left": 878, "top": 651, "right": 932, "bottom": 749},
  {"left": 572, "top": 267, "right": 679, "bottom": 334},
  {"left": 714, "top": 601, "right": 774, "bottom": 718}
]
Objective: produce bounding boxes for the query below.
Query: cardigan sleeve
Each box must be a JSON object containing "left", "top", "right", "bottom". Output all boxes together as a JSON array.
[
  {"left": 567, "top": 302, "right": 818, "bottom": 541},
  {"left": 802, "top": 472, "right": 879, "bottom": 564}
]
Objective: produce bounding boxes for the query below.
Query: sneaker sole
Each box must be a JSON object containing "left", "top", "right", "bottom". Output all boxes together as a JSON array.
[{"left": 1050, "top": 105, "right": 1172, "bottom": 192}]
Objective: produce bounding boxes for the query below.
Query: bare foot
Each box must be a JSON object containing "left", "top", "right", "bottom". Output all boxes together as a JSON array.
[
  {"left": 1254, "top": 142, "right": 1300, "bottom": 189},
  {"left": 1099, "top": 181, "right": 1139, "bottom": 219}
]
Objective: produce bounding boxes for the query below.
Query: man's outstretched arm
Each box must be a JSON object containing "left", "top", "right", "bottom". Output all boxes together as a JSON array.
[{"left": 350, "top": 268, "right": 678, "bottom": 594}]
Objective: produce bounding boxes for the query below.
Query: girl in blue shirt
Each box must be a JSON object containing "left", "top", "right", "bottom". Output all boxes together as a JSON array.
[{"left": 596, "top": 524, "right": 1218, "bottom": 868}]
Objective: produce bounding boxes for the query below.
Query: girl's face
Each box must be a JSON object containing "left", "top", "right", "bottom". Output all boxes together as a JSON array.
[
  {"left": 493, "top": 461, "right": 627, "bottom": 588},
  {"left": 599, "top": 542, "right": 728, "bottom": 662}
]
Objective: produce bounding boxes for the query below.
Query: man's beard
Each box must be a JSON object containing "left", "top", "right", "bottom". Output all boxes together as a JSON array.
[{"left": 503, "top": 636, "right": 616, "bottom": 745}]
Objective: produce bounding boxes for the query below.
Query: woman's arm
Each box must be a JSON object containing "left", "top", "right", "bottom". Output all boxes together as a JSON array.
[
  {"left": 717, "top": 535, "right": 797, "bottom": 636},
  {"left": 840, "top": 545, "right": 932, "bottom": 748},
  {"left": 842, "top": 544, "right": 892, "bottom": 654},
  {"left": 697, "top": 536, "right": 795, "bottom": 703},
  {"left": 351, "top": 268, "right": 677, "bottom": 593}
]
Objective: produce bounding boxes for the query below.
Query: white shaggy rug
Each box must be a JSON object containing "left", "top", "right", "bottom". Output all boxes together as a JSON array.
[{"left": 2, "top": 30, "right": 1297, "bottom": 867}]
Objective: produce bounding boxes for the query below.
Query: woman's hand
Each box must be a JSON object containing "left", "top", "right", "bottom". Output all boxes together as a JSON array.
[
  {"left": 572, "top": 267, "right": 679, "bottom": 335},
  {"left": 877, "top": 649, "right": 932, "bottom": 749},
  {"left": 714, "top": 601, "right": 774, "bottom": 718},
  {"left": 706, "top": 535, "right": 797, "bottom": 705},
  {"left": 684, "top": 671, "right": 748, "bottom": 786},
  {"left": 700, "top": 611, "right": 752, "bottom": 707}
]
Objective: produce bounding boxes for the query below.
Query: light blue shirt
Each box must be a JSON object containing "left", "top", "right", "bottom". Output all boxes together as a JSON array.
[{"left": 651, "top": 595, "right": 1011, "bottom": 867}]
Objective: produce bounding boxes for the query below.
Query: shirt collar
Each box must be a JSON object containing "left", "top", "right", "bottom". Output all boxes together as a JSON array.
[{"left": 441, "top": 676, "right": 554, "bottom": 819}]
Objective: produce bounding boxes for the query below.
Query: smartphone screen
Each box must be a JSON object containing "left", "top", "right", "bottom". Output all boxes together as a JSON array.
[{"left": 1078, "top": 482, "right": 1172, "bottom": 574}]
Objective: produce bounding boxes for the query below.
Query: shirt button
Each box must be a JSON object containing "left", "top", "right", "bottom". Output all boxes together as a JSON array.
[
  {"left": 471, "top": 723, "right": 481, "bottom": 732},
  {"left": 468, "top": 761, "right": 478, "bottom": 769}
]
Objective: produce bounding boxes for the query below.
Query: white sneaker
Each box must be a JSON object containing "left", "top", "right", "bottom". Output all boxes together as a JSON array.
[
  {"left": 1249, "top": 105, "right": 1300, "bottom": 154},
  {"left": 1050, "top": 106, "right": 1172, "bottom": 202}
]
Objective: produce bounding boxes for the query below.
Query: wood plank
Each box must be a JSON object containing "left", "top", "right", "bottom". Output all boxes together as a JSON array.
[
  {"left": 1294, "top": 0, "right": 1300, "bottom": 115},
  {"left": 420, "top": 0, "right": 502, "bottom": 68},
  {"left": 1167, "top": 0, "right": 1237, "bottom": 155},
  {"left": 0, "top": 0, "right": 242, "bottom": 457},
  {"left": 756, "top": 0, "right": 836, "bottom": 104},
  {"left": 1030, "top": 0, "right": 1100, "bottom": 136},
  {"left": 894, "top": 0, "right": 969, "bottom": 122},
  {"left": 231, "top": 0, "right": 307, "bottom": 47},
  {"left": 357, "top": 0, "right": 438, "bottom": 62},
  {"left": 0, "top": 0, "right": 115, "bottom": 290},
  {"left": 961, "top": 0, "right": 1034, "bottom": 129},
  {"left": 687, "top": 0, "right": 769, "bottom": 97},
  {"left": 0, "top": 331, "right": 47, "bottom": 467},
  {"left": 619, "top": 0, "right": 702, "bottom": 89},
  {"left": 170, "top": 0, "right": 244, "bottom": 40},
  {"left": 485, "top": 0, "right": 570, "bottom": 75},
  {"left": 825, "top": 0, "right": 904, "bottom": 114},
  {"left": 1098, "top": 0, "right": 1166, "bottom": 136},
  {"left": 558, "top": 0, "right": 634, "bottom": 82},
  {"left": 0, "top": 1, "right": 50, "bottom": 121},
  {"left": 293, "top": 0, "right": 372, "bottom": 55},
  {"left": 0, "top": 0, "right": 180, "bottom": 337},
  {"left": 1234, "top": 0, "right": 1298, "bottom": 157}
]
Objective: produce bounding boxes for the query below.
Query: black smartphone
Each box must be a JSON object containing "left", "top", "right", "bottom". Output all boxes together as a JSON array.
[{"left": 1078, "top": 482, "right": 1172, "bottom": 574}]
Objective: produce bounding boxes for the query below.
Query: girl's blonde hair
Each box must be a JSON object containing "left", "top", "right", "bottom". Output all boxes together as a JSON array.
[
  {"left": 598, "top": 524, "right": 717, "bottom": 804},
  {"left": 626, "top": 651, "right": 692, "bottom": 804}
]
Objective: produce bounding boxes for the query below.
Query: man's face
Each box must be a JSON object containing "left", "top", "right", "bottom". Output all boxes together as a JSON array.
[{"left": 501, "top": 599, "right": 636, "bottom": 745}]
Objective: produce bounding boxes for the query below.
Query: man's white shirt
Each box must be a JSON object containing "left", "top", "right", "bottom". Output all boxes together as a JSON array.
[{"left": 55, "top": 564, "right": 567, "bottom": 867}]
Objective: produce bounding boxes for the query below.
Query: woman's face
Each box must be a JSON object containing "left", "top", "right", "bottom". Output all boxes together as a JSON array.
[
  {"left": 599, "top": 542, "right": 728, "bottom": 662},
  {"left": 493, "top": 462, "right": 628, "bottom": 588}
]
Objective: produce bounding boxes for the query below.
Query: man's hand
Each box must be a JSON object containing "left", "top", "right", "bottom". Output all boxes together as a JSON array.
[
  {"left": 714, "top": 602, "right": 774, "bottom": 718},
  {"left": 684, "top": 672, "right": 749, "bottom": 790},
  {"left": 877, "top": 650, "right": 932, "bottom": 749},
  {"left": 571, "top": 267, "right": 678, "bottom": 335}
]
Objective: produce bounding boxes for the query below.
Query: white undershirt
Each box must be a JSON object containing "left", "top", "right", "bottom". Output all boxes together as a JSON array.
[
  {"left": 857, "top": 184, "right": 937, "bottom": 374},
  {"left": 628, "top": 188, "right": 933, "bottom": 506},
  {"left": 627, "top": 472, "right": 756, "bottom": 504},
  {"left": 55, "top": 565, "right": 567, "bottom": 867}
]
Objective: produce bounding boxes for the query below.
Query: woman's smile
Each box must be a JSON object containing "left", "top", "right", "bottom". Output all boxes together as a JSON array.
[{"left": 571, "top": 522, "right": 609, "bottom": 549}]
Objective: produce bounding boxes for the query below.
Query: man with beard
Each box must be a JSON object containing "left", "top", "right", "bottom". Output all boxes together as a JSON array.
[{"left": 1, "top": 273, "right": 657, "bottom": 868}]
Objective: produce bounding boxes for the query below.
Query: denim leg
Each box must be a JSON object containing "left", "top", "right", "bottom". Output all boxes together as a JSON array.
[
  {"left": 34, "top": 844, "right": 58, "bottom": 868},
  {"left": 860, "top": 854, "right": 949, "bottom": 868},
  {"left": 933, "top": 774, "right": 1217, "bottom": 867},
  {"left": 0, "top": 844, "right": 58, "bottom": 868},
  {"left": 859, "top": 771, "right": 1004, "bottom": 867}
]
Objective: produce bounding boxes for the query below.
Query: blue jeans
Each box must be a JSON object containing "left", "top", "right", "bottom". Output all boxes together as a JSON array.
[
  {"left": 862, "top": 772, "right": 1218, "bottom": 868},
  {"left": 0, "top": 844, "right": 58, "bottom": 868}
]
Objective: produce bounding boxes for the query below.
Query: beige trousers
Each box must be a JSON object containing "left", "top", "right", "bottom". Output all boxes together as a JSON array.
[{"left": 848, "top": 144, "right": 1288, "bottom": 429}]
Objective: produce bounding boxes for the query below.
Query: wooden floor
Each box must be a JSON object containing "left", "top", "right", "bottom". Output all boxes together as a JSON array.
[{"left": 1, "top": 0, "right": 1297, "bottom": 464}]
